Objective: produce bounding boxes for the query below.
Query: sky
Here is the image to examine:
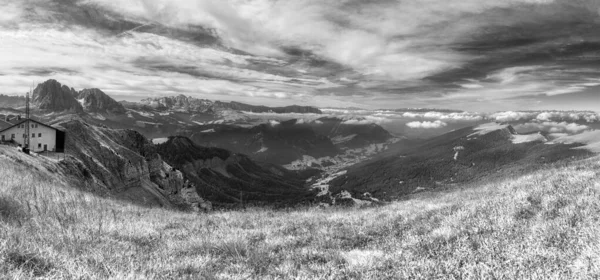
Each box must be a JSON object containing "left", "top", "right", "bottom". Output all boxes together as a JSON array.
[{"left": 0, "top": 0, "right": 599, "bottom": 111}]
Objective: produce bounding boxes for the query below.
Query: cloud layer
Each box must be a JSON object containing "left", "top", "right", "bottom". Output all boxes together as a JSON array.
[{"left": 2, "top": 0, "right": 600, "bottom": 110}]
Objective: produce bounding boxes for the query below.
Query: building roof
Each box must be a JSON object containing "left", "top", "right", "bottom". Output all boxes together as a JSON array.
[
  {"left": 0, "top": 118, "right": 64, "bottom": 134},
  {"left": 0, "top": 119, "right": 12, "bottom": 130}
]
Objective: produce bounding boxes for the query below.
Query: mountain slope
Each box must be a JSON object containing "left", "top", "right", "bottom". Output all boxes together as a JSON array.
[
  {"left": 329, "top": 123, "right": 594, "bottom": 200},
  {"left": 184, "top": 119, "right": 339, "bottom": 165},
  {"left": 58, "top": 120, "right": 209, "bottom": 210},
  {"left": 309, "top": 117, "right": 393, "bottom": 149},
  {"left": 155, "top": 136, "right": 317, "bottom": 207},
  {"left": 77, "top": 88, "right": 126, "bottom": 114},
  {"left": 2, "top": 140, "right": 600, "bottom": 278}
]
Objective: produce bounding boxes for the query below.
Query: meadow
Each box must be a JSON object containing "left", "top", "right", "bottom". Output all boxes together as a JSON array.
[{"left": 1, "top": 147, "right": 600, "bottom": 279}]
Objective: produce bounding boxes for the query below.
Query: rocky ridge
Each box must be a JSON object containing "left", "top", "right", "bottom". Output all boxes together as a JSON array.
[
  {"left": 58, "top": 120, "right": 211, "bottom": 211},
  {"left": 77, "top": 88, "right": 126, "bottom": 114}
]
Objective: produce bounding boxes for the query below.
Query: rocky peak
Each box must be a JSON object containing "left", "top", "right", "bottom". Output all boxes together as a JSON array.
[
  {"left": 32, "top": 79, "right": 83, "bottom": 112},
  {"left": 77, "top": 88, "right": 126, "bottom": 114},
  {"left": 140, "top": 95, "right": 213, "bottom": 112}
]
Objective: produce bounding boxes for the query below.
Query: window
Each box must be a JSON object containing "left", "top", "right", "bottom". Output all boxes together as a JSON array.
[
  {"left": 1, "top": 135, "right": 4, "bottom": 141},
  {"left": 23, "top": 134, "right": 26, "bottom": 138},
  {"left": 35, "top": 124, "right": 38, "bottom": 128},
  {"left": 38, "top": 143, "right": 41, "bottom": 148},
  {"left": 38, "top": 133, "right": 42, "bottom": 137},
  {"left": 31, "top": 124, "right": 34, "bottom": 128},
  {"left": 11, "top": 134, "right": 14, "bottom": 139},
  {"left": 32, "top": 133, "right": 35, "bottom": 138}
]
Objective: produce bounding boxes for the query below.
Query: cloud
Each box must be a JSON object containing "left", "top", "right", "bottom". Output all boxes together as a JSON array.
[
  {"left": 0, "top": 24, "right": 339, "bottom": 105},
  {"left": 342, "top": 116, "right": 392, "bottom": 125},
  {"left": 489, "top": 111, "right": 539, "bottom": 123},
  {"left": 535, "top": 112, "right": 599, "bottom": 123},
  {"left": 406, "top": 120, "right": 448, "bottom": 129},
  {"left": 2, "top": 0, "right": 600, "bottom": 110},
  {"left": 514, "top": 122, "right": 590, "bottom": 134}
]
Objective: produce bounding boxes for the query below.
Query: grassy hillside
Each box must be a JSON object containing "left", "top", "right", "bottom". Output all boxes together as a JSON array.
[
  {"left": 1, "top": 145, "right": 600, "bottom": 279},
  {"left": 330, "top": 125, "right": 593, "bottom": 200}
]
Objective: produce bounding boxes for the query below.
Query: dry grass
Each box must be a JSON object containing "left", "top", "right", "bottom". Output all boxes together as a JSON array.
[{"left": 1, "top": 146, "right": 600, "bottom": 279}]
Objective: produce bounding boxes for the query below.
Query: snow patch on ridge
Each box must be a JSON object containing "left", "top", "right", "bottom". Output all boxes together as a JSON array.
[
  {"left": 468, "top": 122, "right": 510, "bottom": 137},
  {"left": 512, "top": 133, "right": 547, "bottom": 144},
  {"left": 255, "top": 146, "right": 268, "bottom": 153},
  {"left": 152, "top": 138, "right": 169, "bottom": 145}
]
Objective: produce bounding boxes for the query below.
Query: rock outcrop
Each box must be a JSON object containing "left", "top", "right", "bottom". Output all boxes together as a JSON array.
[
  {"left": 59, "top": 120, "right": 211, "bottom": 211},
  {"left": 139, "top": 95, "right": 322, "bottom": 114},
  {"left": 77, "top": 88, "right": 126, "bottom": 114},
  {"left": 32, "top": 79, "right": 83, "bottom": 112}
]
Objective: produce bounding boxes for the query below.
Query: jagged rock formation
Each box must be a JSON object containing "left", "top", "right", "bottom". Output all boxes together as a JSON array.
[
  {"left": 32, "top": 79, "right": 83, "bottom": 112},
  {"left": 139, "top": 95, "right": 322, "bottom": 114},
  {"left": 155, "top": 136, "right": 317, "bottom": 207},
  {"left": 77, "top": 88, "right": 126, "bottom": 114},
  {"left": 58, "top": 120, "right": 211, "bottom": 211},
  {"left": 0, "top": 95, "right": 25, "bottom": 108},
  {"left": 139, "top": 95, "right": 213, "bottom": 112}
]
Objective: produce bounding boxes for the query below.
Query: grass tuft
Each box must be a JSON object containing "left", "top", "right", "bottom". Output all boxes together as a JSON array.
[
  {"left": 0, "top": 197, "right": 30, "bottom": 226},
  {"left": 4, "top": 251, "right": 53, "bottom": 277}
]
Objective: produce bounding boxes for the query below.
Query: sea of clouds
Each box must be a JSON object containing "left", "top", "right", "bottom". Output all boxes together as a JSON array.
[{"left": 241, "top": 109, "right": 600, "bottom": 139}]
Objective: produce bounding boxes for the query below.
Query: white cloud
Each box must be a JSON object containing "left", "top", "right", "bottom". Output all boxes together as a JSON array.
[
  {"left": 489, "top": 111, "right": 538, "bottom": 122},
  {"left": 515, "top": 122, "right": 590, "bottom": 134},
  {"left": 82, "top": 0, "right": 572, "bottom": 82},
  {"left": 0, "top": 0, "right": 599, "bottom": 110},
  {"left": 0, "top": 26, "right": 337, "bottom": 104},
  {"left": 342, "top": 116, "right": 392, "bottom": 125},
  {"left": 535, "top": 112, "right": 599, "bottom": 123},
  {"left": 406, "top": 120, "right": 448, "bottom": 129}
]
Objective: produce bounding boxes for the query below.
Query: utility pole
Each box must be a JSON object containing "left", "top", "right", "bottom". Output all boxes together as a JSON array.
[{"left": 25, "top": 84, "right": 31, "bottom": 149}]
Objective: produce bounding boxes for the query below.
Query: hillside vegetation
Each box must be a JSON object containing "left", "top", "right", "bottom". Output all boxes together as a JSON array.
[{"left": 1, "top": 145, "right": 600, "bottom": 279}]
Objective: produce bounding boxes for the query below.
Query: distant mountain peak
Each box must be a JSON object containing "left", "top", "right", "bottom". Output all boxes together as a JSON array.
[
  {"left": 32, "top": 79, "right": 83, "bottom": 113},
  {"left": 77, "top": 88, "right": 126, "bottom": 114},
  {"left": 139, "top": 95, "right": 322, "bottom": 114}
]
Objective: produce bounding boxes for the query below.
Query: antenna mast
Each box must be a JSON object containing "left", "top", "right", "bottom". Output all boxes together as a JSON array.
[{"left": 25, "top": 83, "right": 31, "bottom": 148}]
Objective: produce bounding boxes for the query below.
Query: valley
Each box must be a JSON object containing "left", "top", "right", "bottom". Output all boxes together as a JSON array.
[
  {"left": 1, "top": 79, "right": 599, "bottom": 279},
  {"left": 2, "top": 137, "right": 600, "bottom": 278},
  {"left": 5, "top": 1, "right": 600, "bottom": 278},
  {"left": 1, "top": 79, "right": 599, "bottom": 210}
]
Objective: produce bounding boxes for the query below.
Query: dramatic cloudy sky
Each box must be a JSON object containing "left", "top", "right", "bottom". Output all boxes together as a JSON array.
[{"left": 1, "top": 0, "right": 599, "bottom": 110}]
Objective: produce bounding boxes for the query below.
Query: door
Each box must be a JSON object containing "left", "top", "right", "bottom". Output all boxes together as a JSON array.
[{"left": 43, "top": 144, "right": 47, "bottom": 151}]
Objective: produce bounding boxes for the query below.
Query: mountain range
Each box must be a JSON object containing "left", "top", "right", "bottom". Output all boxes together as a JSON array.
[
  {"left": 1, "top": 79, "right": 598, "bottom": 209},
  {"left": 3, "top": 79, "right": 394, "bottom": 166}
]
